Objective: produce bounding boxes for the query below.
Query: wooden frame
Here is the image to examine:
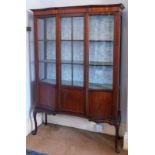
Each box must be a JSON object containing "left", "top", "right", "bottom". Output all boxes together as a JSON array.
[{"left": 31, "top": 4, "right": 124, "bottom": 153}]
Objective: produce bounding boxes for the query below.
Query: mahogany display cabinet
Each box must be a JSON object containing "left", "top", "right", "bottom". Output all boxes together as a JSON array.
[{"left": 31, "top": 4, "right": 124, "bottom": 153}]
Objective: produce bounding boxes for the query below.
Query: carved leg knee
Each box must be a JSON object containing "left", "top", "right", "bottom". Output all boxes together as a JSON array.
[{"left": 31, "top": 111, "right": 37, "bottom": 135}]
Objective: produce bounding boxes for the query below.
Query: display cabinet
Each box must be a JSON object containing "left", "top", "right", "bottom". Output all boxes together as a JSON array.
[{"left": 31, "top": 4, "right": 124, "bottom": 153}]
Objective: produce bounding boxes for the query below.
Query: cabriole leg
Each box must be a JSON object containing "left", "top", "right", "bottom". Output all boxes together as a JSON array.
[
  {"left": 31, "top": 111, "right": 37, "bottom": 135},
  {"left": 115, "top": 125, "right": 120, "bottom": 153},
  {"left": 44, "top": 113, "right": 47, "bottom": 125}
]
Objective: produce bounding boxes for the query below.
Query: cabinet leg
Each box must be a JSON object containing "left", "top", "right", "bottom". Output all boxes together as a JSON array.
[
  {"left": 115, "top": 125, "right": 120, "bottom": 153},
  {"left": 44, "top": 113, "right": 47, "bottom": 125},
  {"left": 31, "top": 111, "right": 38, "bottom": 135}
]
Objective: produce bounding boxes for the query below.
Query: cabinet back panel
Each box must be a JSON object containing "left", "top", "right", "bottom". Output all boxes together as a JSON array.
[
  {"left": 38, "top": 84, "right": 56, "bottom": 110},
  {"left": 88, "top": 91, "right": 113, "bottom": 119},
  {"left": 61, "top": 88, "right": 84, "bottom": 114}
]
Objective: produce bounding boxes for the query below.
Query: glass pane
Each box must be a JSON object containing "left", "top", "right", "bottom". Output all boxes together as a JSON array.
[
  {"left": 73, "top": 65, "right": 84, "bottom": 86},
  {"left": 46, "top": 17, "right": 56, "bottom": 40},
  {"left": 61, "top": 18, "right": 72, "bottom": 40},
  {"left": 39, "top": 62, "right": 56, "bottom": 84},
  {"left": 38, "top": 17, "right": 56, "bottom": 85},
  {"left": 73, "top": 41, "right": 84, "bottom": 63},
  {"left": 38, "top": 19, "right": 44, "bottom": 40},
  {"left": 89, "top": 15, "right": 114, "bottom": 41},
  {"left": 61, "top": 41, "right": 72, "bottom": 62},
  {"left": 46, "top": 41, "right": 56, "bottom": 60},
  {"left": 73, "top": 17, "right": 84, "bottom": 40},
  {"left": 39, "top": 62, "right": 45, "bottom": 80},
  {"left": 89, "top": 15, "right": 114, "bottom": 89},
  {"left": 89, "top": 66, "right": 113, "bottom": 89},
  {"left": 61, "top": 64, "right": 72, "bottom": 85},
  {"left": 38, "top": 41, "right": 44, "bottom": 61},
  {"left": 47, "top": 63, "right": 56, "bottom": 81},
  {"left": 89, "top": 42, "right": 113, "bottom": 63}
]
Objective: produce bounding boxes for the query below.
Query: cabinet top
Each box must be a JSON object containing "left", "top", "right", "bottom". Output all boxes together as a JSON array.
[{"left": 31, "top": 4, "right": 124, "bottom": 15}]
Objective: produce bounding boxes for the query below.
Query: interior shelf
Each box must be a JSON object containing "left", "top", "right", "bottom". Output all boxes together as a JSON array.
[
  {"left": 39, "top": 59, "right": 56, "bottom": 63},
  {"left": 39, "top": 79, "right": 84, "bottom": 87},
  {"left": 89, "top": 83, "right": 112, "bottom": 90},
  {"left": 39, "top": 79, "right": 56, "bottom": 84},
  {"left": 61, "top": 40, "right": 84, "bottom": 41},
  {"left": 39, "top": 60, "right": 112, "bottom": 66},
  {"left": 38, "top": 40, "right": 113, "bottom": 42},
  {"left": 61, "top": 60, "right": 83, "bottom": 65},
  {"left": 62, "top": 80, "right": 83, "bottom": 87},
  {"left": 38, "top": 40, "right": 56, "bottom": 41},
  {"left": 89, "top": 61, "right": 113, "bottom": 66},
  {"left": 89, "top": 40, "right": 113, "bottom": 42}
]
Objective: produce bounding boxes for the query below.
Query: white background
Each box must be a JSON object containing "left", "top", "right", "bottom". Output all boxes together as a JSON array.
[{"left": 0, "top": 0, "right": 155, "bottom": 155}]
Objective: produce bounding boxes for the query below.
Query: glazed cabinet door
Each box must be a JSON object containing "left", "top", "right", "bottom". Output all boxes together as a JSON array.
[
  {"left": 37, "top": 17, "right": 56, "bottom": 109},
  {"left": 88, "top": 15, "right": 114, "bottom": 119},
  {"left": 60, "top": 16, "right": 85, "bottom": 114}
]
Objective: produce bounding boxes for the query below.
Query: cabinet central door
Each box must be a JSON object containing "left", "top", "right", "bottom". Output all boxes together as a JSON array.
[{"left": 60, "top": 16, "right": 85, "bottom": 114}]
